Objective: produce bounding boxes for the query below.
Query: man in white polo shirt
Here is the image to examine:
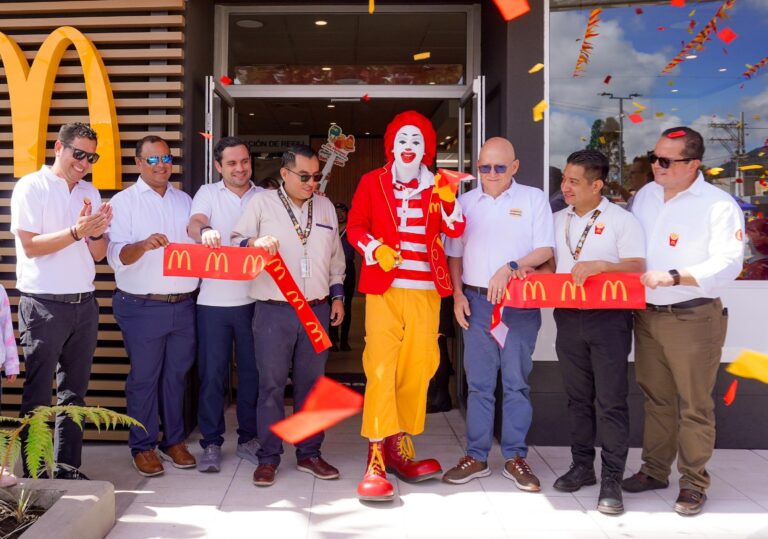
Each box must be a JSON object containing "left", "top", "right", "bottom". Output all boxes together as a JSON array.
[
  {"left": 108, "top": 135, "right": 199, "bottom": 477},
  {"left": 550, "top": 150, "right": 645, "bottom": 515},
  {"left": 11, "top": 122, "right": 111, "bottom": 479},
  {"left": 443, "top": 137, "right": 554, "bottom": 490},
  {"left": 622, "top": 127, "right": 744, "bottom": 516},
  {"left": 187, "top": 137, "right": 263, "bottom": 472}
]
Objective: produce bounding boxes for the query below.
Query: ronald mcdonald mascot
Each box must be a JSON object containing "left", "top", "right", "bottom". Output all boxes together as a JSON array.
[{"left": 347, "top": 111, "right": 465, "bottom": 501}]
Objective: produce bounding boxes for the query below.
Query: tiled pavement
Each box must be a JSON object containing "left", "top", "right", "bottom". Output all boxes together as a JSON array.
[{"left": 78, "top": 407, "right": 768, "bottom": 539}]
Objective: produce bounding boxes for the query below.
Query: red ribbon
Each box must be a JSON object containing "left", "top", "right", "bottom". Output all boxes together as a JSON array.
[
  {"left": 163, "top": 243, "right": 332, "bottom": 353},
  {"left": 490, "top": 273, "right": 646, "bottom": 346}
]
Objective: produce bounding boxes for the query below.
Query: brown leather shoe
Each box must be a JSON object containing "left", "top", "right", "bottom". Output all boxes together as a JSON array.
[
  {"left": 253, "top": 463, "right": 278, "bottom": 487},
  {"left": 133, "top": 450, "right": 164, "bottom": 477},
  {"left": 159, "top": 443, "right": 196, "bottom": 469},
  {"left": 297, "top": 456, "right": 340, "bottom": 480},
  {"left": 621, "top": 471, "right": 669, "bottom": 492},
  {"left": 674, "top": 488, "right": 707, "bottom": 516}
]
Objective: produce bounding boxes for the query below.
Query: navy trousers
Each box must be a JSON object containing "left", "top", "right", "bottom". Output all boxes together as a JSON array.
[
  {"left": 197, "top": 303, "right": 259, "bottom": 448},
  {"left": 254, "top": 301, "right": 330, "bottom": 466},
  {"left": 113, "top": 291, "right": 195, "bottom": 453}
]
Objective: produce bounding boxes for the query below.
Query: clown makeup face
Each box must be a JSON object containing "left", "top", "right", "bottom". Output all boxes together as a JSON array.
[{"left": 392, "top": 125, "right": 425, "bottom": 180}]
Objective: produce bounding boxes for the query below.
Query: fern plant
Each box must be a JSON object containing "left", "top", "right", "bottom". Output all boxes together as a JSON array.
[{"left": 0, "top": 406, "right": 143, "bottom": 480}]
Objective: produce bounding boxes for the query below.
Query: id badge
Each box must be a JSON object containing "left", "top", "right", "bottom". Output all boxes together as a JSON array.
[{"left": 301, "top": 257, "right": 312, "bottom": 278}]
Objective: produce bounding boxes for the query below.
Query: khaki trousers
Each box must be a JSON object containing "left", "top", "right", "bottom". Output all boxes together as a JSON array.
[{"left": 634, "top": 299, "right": 727, "bottom": 492}]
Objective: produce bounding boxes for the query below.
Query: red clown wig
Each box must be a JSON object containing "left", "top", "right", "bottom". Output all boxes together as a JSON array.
[{"left": 383, "top": 110, "right": 437, "bottom": 167}]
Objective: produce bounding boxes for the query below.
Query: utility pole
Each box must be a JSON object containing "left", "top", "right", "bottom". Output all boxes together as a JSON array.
[
  {"left": 709, "top": 112, "right": 748, "bottom": 196},
  {"left": 600, "top": 92, "right": 640, "bottom": 183}
]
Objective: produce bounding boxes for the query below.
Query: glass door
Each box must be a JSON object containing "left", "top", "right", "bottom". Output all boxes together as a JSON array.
[
  {"left": 205, "top": 75, "right": 236, "bottom": 184},
  {"left": 457, "top": 75, "right": 485, "bottom": 191}
]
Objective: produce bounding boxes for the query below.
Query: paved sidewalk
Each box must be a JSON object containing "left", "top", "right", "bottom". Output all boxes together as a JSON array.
[{"left": 79, "top": 407, "right": 768, "bottom": 539}]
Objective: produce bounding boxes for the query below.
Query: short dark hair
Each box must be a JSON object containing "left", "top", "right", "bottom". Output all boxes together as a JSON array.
[
  {"left": 661, "top": 126, "right": 705, "bottom": 160},
  {"left": 58, "top": 123, "right": 97, "bottom": 145},
  {"left": 281, "top": 144, "right": 318, "bottom": 169},
  {"left": 214, "top": 136, "right": 249, "bottom": 163},
  {"left": 566, "top": 149, "right": 609, "bottom": 182},
  {"left": 256, "top": 176, "right": 281, "bottom": 190},
  {"left": 135, "top": 135, "right": 168, "bottom": 157}
]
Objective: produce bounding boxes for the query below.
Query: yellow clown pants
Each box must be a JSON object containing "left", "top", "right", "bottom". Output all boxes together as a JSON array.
[{"left": 361, "top": 287, "right": 441, "bottom": 439}]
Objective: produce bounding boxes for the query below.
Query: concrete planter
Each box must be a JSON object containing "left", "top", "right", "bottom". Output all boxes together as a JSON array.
[{"left": 0, "top": 480, "right": 114, "bottom": 539}]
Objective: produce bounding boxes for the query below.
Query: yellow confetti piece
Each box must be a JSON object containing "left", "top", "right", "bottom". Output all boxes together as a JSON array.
[
  {"left": 708, "top": 167, "right": 724, "bottom": 175},
  {"left": 532, "top": 99, "right": 548, "bottom": 122},
  {"left": 755, "top": 115, "right": 762, "bottom": 121},
  {"left": 739, "top": 164, "right": 764, "bottom": 171},
  {"left": 667, "top": 80, "right": 675, "bottom": 86},
  {"left": 528, "top": 63, "right": 545, "bottom": 74},
  {"left": 727, "top": 350, "right": 768, "bottom": 385},
  {"left": 632, "top": 101, "right": 646, "bottom": 111},
  {"left": 656, "top": 112, "right": 665, "bottom": 118},
  {"left": 760, "top": 152, "right": 766, "bottom": 157},
  {"left": 413, "top": 51, "right": 431, "bottom": 61},
  {"left": 369, "top": 0, "right": 375, "bottom": 14},
  {"left": 599, "top": 136, "right": 606, "bottom": 145},
  {"left": 689, "top": 9, "right": 696, "bottom": 17}
]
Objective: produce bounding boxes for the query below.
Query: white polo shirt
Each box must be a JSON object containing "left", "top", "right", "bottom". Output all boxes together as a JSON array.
[
  {"left": 190, "top": 181, "right": 263, "bottom": 307},
  {"left": 554, "top": 197, "right": 645, "bottom": 273},
  {"left": 444, "top": 180, "right": 555, "bottom": 288},
  {"left": 631, "top": 173, "right": 744, "bottom": 304},
  {"left": 11, "top": 166, "right": 102, "bottom": 294},
  {"left": 107, "top": 178, "right": 198, "bottom": 295}
]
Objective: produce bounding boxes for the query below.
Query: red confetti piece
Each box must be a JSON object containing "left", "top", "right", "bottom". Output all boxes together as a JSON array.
[
  {"left": 657, "top": 26, "right": 666, "bottom": 31},
  {"left": 603, "top": 75, "right": 612, "bottom": 84},
  {"left": 667, "top": 130, "right": 686, "bottom": 138},
  {"left": 219, "top": 75, "right": 233, "bottom": 85},
  {"left": 724, "top": 379, "right": 738, "bottom": 406},
  {"left": 671, "top": 0, "right": 685, "bottom": 7},
  {"left": 628, "top": 113, "right": 644, "bottom": 124},
  {"left": 635, "top": 7, "right": 643, "bottom": 14},
  {"left": 362, "top": 93, "right": 370, "bottom": 102},
  {"left": 688, "top": 20, "right": 696, "bottom": 31},
  {"left": 492, "top": 0, "right": 530, "bottom": 21},
  {"left": 198, "top": 131, "right": 213, "bottom": 140},
  {"left": 717, "top": 27, "right": 738, "bottom": 44}
]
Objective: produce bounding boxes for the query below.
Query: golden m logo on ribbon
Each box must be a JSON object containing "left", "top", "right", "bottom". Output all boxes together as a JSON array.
[
  {"left": 205, "top": 252, "right": 229, "bottom": 273},
  {"left": 266, "top": 257, "right": 287, "bottom": 280},
  {"left": 306, "top": 321, "right": 325, "bottom": 344},
  {"left": 242, "top": 254, "right": 266, "bottom": 275},
  {"left": 523, "top": 281, "right": 546, "bottom": 301},
  {"left": 561, "top": 281, "right": 586, "bottom": 302},
  {"left": 0, "top": 26, "right": 121, "bottom": 189},
  {"left": 285, "top": 290, "right": 306, "bottom": 311},
  {"left": 167, "top": 250, "right": 191, "bottom": 271},
  {"left": 601, "top": 280, "right": 628, "bottom": 302}
]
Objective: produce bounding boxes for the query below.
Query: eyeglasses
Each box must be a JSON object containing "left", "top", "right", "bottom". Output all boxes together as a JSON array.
[
  {"left": 139, "top": 154, "right": 173, "bottom": 165},
  {"left": 284, "top": 168, "right": 323, "bottom": 183},
  {"left": 62, "top": 142, "right": 100, "bottom": 164},
  {"left": 478, "top": 164, "right": 508, "bottom": 174},
  {"left": 647, "top": 152, "right": 694, "bottom": 169}
]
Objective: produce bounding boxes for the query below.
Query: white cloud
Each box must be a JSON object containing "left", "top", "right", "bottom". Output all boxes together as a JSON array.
[
  {"left": 549, "top": 111, "right": 592, "bottom": 170},
  {"left": 746, "top": 0, "right": 768, "bottom": 12}
]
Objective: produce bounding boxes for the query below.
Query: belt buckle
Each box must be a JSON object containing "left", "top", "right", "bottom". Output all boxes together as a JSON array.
[{"left": 168, "top": 293, "right": 179, "bottom": 303}]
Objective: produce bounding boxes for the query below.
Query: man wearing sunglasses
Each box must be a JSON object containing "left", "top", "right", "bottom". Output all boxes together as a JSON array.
[
  {"left": 108, "top": 136, "right": 199, "bottom": 477},
  {"left": 231, "top": 144, "right": 345, "bottom": 488},
  {"left": 11, "top": 122, "right": 111, "bottom": 480},
  {"left": 623, "top": 127, "right": 745, "bottom": 516},
  {"left": 443, "top": 137, "right": 553, "bottom": 492}
]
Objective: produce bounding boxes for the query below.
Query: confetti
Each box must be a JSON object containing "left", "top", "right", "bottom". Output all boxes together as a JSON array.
[
  {"left": 667, "top": 130, "right": 686, "bottom": 138},
  {"left": 362, "top": 93, "right": 370, "bottom": 102},
  {"left": 760, "top": 152, "right": 767, "bottom": 157},
  {"left": 739, "top": 165, "right": 764, "bottom": 171},
  {"left": 599, "top": 136, "right": 606, "bottom": 144},
  {"left": 671, "top": 0, "right": 685, "bottom": 6},
  {"left": 369, "top": 0, "right": 375, "bottom": 14},
  {"left": 717, "top": 27, "right": 738, "bottom": 44},
  {"left": 413, "top": 51, "right": 431, "bottom": 61},
  {"left": 755, "top": 115, "right": 762, "bottom": 121},
  {"left": 667, "top": 80, "right": 676, "bottom": 86},
  {"left": 532, "top": 99, "right": 548, "bottom": 122},
  {"left": 572, "top": 8, "right": 602, "bottom": 77},
  {"left": 492, "top": 0, "right": 531, "bottom": 21},
  {"left": 656, "top": 112, "right": 665, "bottom": 118},
  {"left": 688, "top": 20, "right": 696, "bottom": 33},
  {"left": 723, "top": 380, "right": 738, "bottom": 406},
  {"left": 528, "top": 62, "right": 545, "bottom": 74},
  {"left": 727, "top": 350, "right": 768, "bottom": 385},
  {"left": 628, "top": 113, "right": 644, "bottom": 124},
  {"left": 632, "top": 101, "right": 646, "bottom": 111},
  {"left": 689, "top": 9, "right": 696, "bottom": 17},
  {"left": 708, "top": 167, "right": 725, "bottom": 175},
  {"left": 635, "top": 7, "right": 643, "bottom": 14},
  {"left": 198, "top": 131, "right": 213, "bottom": 140},
  {"left": 657, "top": 26, "right": 666, "bottom": 31},
  {"left": 219, "top": 75, "right": 233, "bottom": 85},
  {"left": 603, "top": 75, "right": 612, "bottom": 84}
]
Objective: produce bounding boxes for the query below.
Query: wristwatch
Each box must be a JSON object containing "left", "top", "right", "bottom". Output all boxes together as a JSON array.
[
  {"left": 668, "top": 269, "right": 681, "bottom": 286},
  {"left": 331, "top": 295, "right": 345, "bottom": 304},
  {"left": 508, "top": 260, "right": 519, "bottom": 272}
]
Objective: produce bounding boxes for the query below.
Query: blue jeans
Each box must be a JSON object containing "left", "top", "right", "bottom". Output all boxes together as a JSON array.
[
  {"left": 463, "top": 288, "right": 541, "bottom": 461},
  {"left": 197, "top": 303, "right": 259, "bottom": 448}
]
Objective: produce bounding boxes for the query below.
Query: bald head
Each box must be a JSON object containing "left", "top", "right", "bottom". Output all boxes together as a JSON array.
[{"left": 477, "top": 137, "right": 519, "bottom": 198}]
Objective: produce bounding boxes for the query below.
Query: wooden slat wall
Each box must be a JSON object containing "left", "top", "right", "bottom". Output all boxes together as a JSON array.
[{"left": 0, "top": 0, "right": 186, "bottom": 441}]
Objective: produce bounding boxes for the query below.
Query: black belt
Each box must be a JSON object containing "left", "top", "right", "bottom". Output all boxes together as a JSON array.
[
  {"left": 117, "top": 289, "right": 194, "bottom": 304},
  {"left": 463, "top": 285, "right": 489, "bottom": 296},
  {"left": 645, "top": 297, "right": 715, "bottom": 313},
  {"left": 22, "top": 292, "right": 94, "bottom": 304},
  {"left": 262, "top": 296, "right": 328, "bottom": 307}
]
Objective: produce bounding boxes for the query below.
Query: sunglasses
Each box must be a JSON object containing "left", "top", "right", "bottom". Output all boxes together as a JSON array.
[
  {"left": 478, "top": 164, "right": 508, "bottom": 174},
  {"left": 139, "top": 154, "right": 174, "bottom": 166},
  {"left": 647, "top": 152, "right": 694, "bottom": 169},
  {"left": 62, "top": 142, "right": 100, "bottom": 164},
  {"left": 284, "top": 168, "right": 323, "bottom": 183}
]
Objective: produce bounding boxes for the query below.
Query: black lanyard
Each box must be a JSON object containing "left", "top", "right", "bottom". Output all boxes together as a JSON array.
[
  {"left": 277, "top": 188, "right": 313, "bottom": 246},
  {"left": 565, "top": 208, "right": 601, "bottom": 261}
]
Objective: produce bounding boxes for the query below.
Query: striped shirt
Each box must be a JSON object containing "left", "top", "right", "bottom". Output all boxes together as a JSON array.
[{"left": 392, "top": 183, "right": 434, "bottom": 290}]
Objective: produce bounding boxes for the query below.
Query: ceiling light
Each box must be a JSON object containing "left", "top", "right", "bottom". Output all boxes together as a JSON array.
[
  {"left": 327, "top": 104, "right": 335, "bottom": 108},
  {"left": 248, "top": 113, "right": 255, "bottom": 116},
  {"left": 428, "top": 81, "right": 436, "bottom": 85},
  {"left": 445, "top": 136, "right": 452, "bottom": 140},
  {"left": 236, "top": 19, "right": 263, "bottom": 29},
  {"left": 322, "top": 66, "right": 332, "bottom": 71},
  {"left": 365, "top": 132, "right": 370, "bottom": 135},
  {"left": 315, "top": 20, "right": 328, "bottom": 26},
  {"left": 719, "top": 68, "right": 727, "bottom": 72},
  {"left": 685, "top": 54, "right": 697, "bottom": 60}
]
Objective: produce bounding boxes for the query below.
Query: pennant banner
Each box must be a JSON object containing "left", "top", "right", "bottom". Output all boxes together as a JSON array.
[
  {"left": 163, "top": 243, "right": 332, "bottom": 353},
  {"left": 572, "top": 8, "right": 602, "bottom": 77},
  {"left": 744, "top": 57, "right": 768, "bottom": 79},
  {"left": 490, "top": 273, "right": 646, "bottom": 346}
]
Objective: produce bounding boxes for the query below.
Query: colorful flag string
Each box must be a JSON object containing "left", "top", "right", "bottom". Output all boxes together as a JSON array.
[
  {"left": 573, "top": 8, "right": 602, "bottom": 77},
  {"left": 744, "top": 57, "right": 768, "bottom": 79}
]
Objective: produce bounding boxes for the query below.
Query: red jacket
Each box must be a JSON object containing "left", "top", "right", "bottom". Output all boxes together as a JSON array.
[{"left": 347, "top": 162, "right": 465, "bottom": 297}]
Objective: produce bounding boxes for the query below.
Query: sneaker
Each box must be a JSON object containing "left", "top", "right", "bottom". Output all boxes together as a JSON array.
[
  {"left": 296, "top": 456, "right": 340, "bottom": 480},
  {"left": 503, "top": 456, "right": 541, "bottom": 492},
  {"left": 236, "top": 438, "right": 261, "bottom": 466},
  {"left": 54, "top": 463, "right": 90, "bottom": 480},
  {"left": 198, "top": 445, "right": 222, "bottom": 473},
  {"left": 442, "top": 456, "right": 491, "bottom": 484},
  {"left": 621, "top": 471, "right": 669, "bottom": 493},
  {"left": 597, "top": 476, "right": 624, "bottom": 515},
  {"left": 553, "top": 463, "right": 596, "bottom": 492},
  {"left": 674, "top": 488, "right": 706, "bottom": 516}
]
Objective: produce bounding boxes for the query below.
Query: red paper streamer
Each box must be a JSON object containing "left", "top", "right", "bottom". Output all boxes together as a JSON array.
[
  {"left": 724, "top": 379, "right": 738, "bottom": 406},
  {"left": 657, "top": 26, "right": 666, "bottom": 31},
  {"left": 573, "top": 8, "right": 602, "bottom": 77},
  {"left": 603, "top": 75, "right": 612, "bottom": 84},
  {"left": 667, "top": 130, "right": 687, "bottom": 138},
  {"left": 362, "top": 93, "right": 370, "bottom": 102},
  {"left": 628, "top": 113, "right": 644, "bottom": 124},
  {"left": 635, "top": 7, "right": 644, "bottom": 14},
  {"left": 744, "top": 57, "right": 768, "bottom": 79},
  {"left": 198, "top": 131, "right": 213, "bottom": 140},
  {"left": 717, "top": 27, "right": 738, "bottom": 44},
  {"left": 163, "top": 244, "right": 332, "bottom": 353},
  {"left": 219, "top": 75, "right": 233, "bottom": 85},
  {"left": 492, "top": 0, "right": 531, "bottom": 21},
  {"left": 270, "top": 376, "right": 364, "bottom": 443},
  {"left": 671, "top": 0, "right": 686, "bottom": 7}
]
